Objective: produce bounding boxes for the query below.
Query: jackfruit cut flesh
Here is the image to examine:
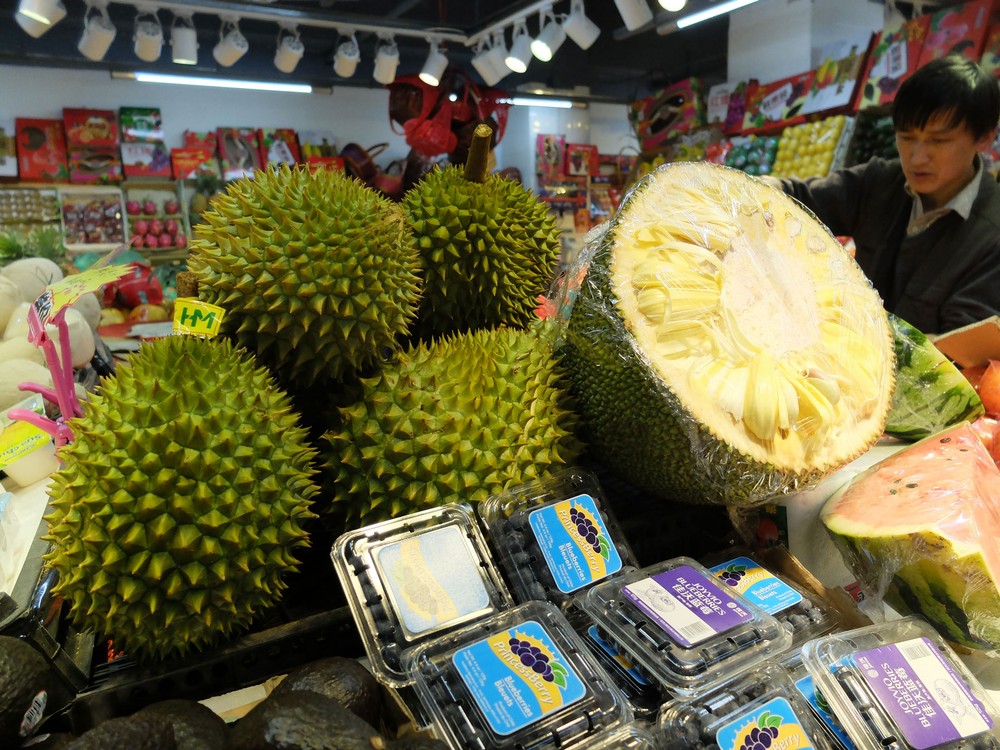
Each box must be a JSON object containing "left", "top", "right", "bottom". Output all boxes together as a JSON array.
[{"left": 567, "top": 162, "right": 895, "bottom": 505}]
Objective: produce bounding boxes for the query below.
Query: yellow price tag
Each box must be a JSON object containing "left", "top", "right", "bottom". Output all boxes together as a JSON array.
[
  {"left": 0, "top": 395, "right": 49, "bottom": 471},
  {"left": 35, "top": 264, "right": 136, "bottom": 327},
  {"left": 173, "top": 299, "right": 226, "bottom": 337}
]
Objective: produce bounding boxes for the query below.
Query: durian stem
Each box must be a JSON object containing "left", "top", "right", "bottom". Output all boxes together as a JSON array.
[
  {"left": 176, "top": 271, "right": 199, "bottom": 299},
  {"left": 464, "top": 124, "right": 494, "bottom": 183}
]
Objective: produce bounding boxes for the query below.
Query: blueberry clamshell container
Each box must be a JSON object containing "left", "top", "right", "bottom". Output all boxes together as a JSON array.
[
  {"left": 332, "top": 503, "right": 514, "bottom": 688},
  {"left": 700, "top": 547, "right": 839, "bottom": 647},
  {"left": 801, "top": 617, "right": 1000, "bottom": 750},
  {"left": 585, "top": 722, "right": 661, "bottom": 749},
  {"left": 657, "top": 661, "right": 836, "bottom": 750},
  {"left": 580, "top": 555, "right": 792, "bottom": 696},
  {"left": 782, "top": 650, "right": 858, "bottom": 750},
  {"left": 402, "top": 600, "right": 632, "bottom": 750},
  {"left": 478, "top": 467, "right": 638, "bottom": 612}
]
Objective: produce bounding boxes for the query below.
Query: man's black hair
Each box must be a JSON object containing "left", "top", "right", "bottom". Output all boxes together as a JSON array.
[{"left": 892, "top": 54, "right": 999, "bottom": 141}]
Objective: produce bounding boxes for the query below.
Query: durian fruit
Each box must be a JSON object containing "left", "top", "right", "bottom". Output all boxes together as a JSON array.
[
  {"left": 324, "top": 324, "right": 583, "bottom": 525},
  {"left": 401, "top": 124, "right": 560, "bottom": 340},
  {"left": 43, "top": 335, "right": 320, "bottom": 660},
  {"left": 563, "top": 161, "right": 895, "bottom": 506},
  {"left": 188, "top": 165, "right": 423, "bottom": 386}
]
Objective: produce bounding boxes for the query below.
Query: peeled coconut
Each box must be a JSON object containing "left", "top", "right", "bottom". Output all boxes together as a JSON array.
[
  {"left": 0, "top": 358, "right": 54, "bottom": 413},
  {"left": 0, "top": 274, "right": 24, "bottom": 332},
  {"left": 0, "top": 258, "right": 63, "bottom": 304},
  {"left": 4, "top": 304, "right": 96, "bottom": 369}
]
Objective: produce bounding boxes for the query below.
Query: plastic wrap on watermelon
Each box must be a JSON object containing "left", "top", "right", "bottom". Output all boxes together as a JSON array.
[
  {"left": 821, "top": 422, "right": 1000, "bottom": 653},
  {"left": 884, "top": 314, "right": 984, "bottom": 441},
  {"left": 552, "top": 161, "right": 895, "bottom": 509}
]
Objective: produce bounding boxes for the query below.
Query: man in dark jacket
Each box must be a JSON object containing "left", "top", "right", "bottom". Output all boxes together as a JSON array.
[{"left": 770, "top": 54, "right": 1000, "bottom": 334}]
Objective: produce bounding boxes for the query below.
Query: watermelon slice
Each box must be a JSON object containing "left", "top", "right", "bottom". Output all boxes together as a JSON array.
[
  {"left": 885, "top": 314, "right": 984, "bottom": 441},
  {"left": 822, "top": 422, "right": 1000, "bottom": 650}
]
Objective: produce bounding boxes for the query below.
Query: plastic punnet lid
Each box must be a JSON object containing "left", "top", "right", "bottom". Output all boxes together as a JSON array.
[
  {"left": 585, "top": 722, "right": 661, "bottom": 749},
  {"left": 580, "top": 555, "right": 791, "bottom": 695},
  {"left": 657, "top": 661, "right": 835, "bottom": 750},
  {"left": 783, "top": 650, "right": 858, "bottom": 750},
  {"left": 801, "top": 617, "right": 1000, "bottom": 750},
  {"left": 701, "top": 547, "right": 838, "bottom": 647},
  {"left": 580, "top": 620, "right": 668, "bottom": 721},
  {"left": 332, "top": 504, "right": 513, "bottom": 687},
  {"left": 403, "top": 600, "right": 632, "bottom": 750},
  {"left": 478, "top": 466, "right": 638, "bottom": 608}
]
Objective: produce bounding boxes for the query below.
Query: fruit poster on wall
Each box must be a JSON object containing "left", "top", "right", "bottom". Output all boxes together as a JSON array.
[
  {"left": 856, "top": 14, "right": 930, "bottom": 108},
  {"left": 564, "top": 143, "right": 598, "bottom": 177},
  {"left": 16, "top": 118, "right": 69, "bottom": 182},
  {"left": 0, "top": 118, "right": 17, "bottom": 179},
  {"left": 536, "top": 134, "right": 565, "bottom": 176},
  {"left": 741, "top": 71, "right": 814, "bottom": 133},
  {"left": 916, "top": 0, "right": 996, "bottom": 68}
]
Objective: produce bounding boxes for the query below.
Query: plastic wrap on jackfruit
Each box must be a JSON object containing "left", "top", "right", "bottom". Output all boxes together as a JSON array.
[
  {"left": 551, "top": 160, "right": 895, "bottom": 508},
  {"left": 820, "top": 421, "right": 1000, "bottom": 653}
]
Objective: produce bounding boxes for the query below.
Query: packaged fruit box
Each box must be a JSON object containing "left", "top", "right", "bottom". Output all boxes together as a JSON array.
[
  {"left": 122, "top": 182, "right": 187, "bottom": 252},
  {"left": 59, "top": 186, "right": 125, "bottom": 250},
  {"left": 771, "top": 115, "right": 855, "bottom": 179}
]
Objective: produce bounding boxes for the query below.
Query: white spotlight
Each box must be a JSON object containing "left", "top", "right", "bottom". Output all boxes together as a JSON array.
[
  {"left": 531, "top": 9, "right": 566, "bottom": 62},
  {"left": 564, "top": 0, "right": 600, "bottom": 50},
  {"left": 372, "top": 35, "right": 399, "bottom": 85},
  {"left": 78, "top": 3, "right": 117, "bottom": 62},
  {"left": 170, "top": 14, "right": 198, "bottom": 64},
  {"left": 213, "top": 18, "right": 248, "bottom": 67},
  {"left": 16, "top": 0, "right": 59, "bottom": 25},
  {"left": 658, "top": 0, "right": 687, "bottom": 10},
  {"left": 134, "top": 10, "right": 164, "bottom": 63},
  {"left": 16, "top": 0, "right": 65, "bottom": 37},
  {"left": 486, "top": 30, "right": 511, "bottom": 82},
  {"left": 333, "top": 31, "right": 360, "bottom": 78},
  {"left": 504, "top": 21, "right": 532, "bottom": 73},
  {"left": 615, "top": 0, "right": 653, "bottom": 30},
  {"left": 274, "top": 26, "right": 304, "bottom": 74},
  {"left": 419, "top": 40, "right": 448, "bottom": 87},
  {"left": 470, "top": 40, "right": 495, "bottom": 84}
]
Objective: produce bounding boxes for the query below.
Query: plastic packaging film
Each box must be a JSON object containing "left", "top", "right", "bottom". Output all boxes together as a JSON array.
[
  {"left": 553, "top": 160, "right": 896, "bottom": 508},
  {"left": 820, "top": 422, "right": 1000, "bottom": 653}
]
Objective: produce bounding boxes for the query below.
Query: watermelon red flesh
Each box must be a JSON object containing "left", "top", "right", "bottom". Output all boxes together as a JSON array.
[{"left": 822, "top": 422, "right": 1000, "bottom": 649}]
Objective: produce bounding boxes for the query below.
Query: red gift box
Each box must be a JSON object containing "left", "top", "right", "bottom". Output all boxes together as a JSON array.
[
  {"left": 184, "top": 130, "right": 218, "bottom": 152},
  {"left": 741, "top": 71, "right": 815, "bottom": 134},
  {"left": 983, "top": 22, "right": 1000, "bottom": 76},
  {"left": 258, "top": 128, "right": 301, "bottom": 167},
  {"left": 629, "top": 78, "right": 706, "bottom": 152},
  {"left": 305, "top": 156, "right": 345, "bottom": 173},
  {"left": 171, "top": 147, "right": 221, "bottom": 180},
  {"left": 121, "top": 141, "right": 172, "bottom": 178},
  {"left": 856, "top": 14, "right": 931, "bottom": 109},
  {"left": 68, "top": 147, "right": 123, "bottom": 184},
  {"left": 564, "top": 143, "right": 598, "bottom": 177},
  {"left": 64, "top": 108, "right": 118, "bottom": 148},
  {"left": 917, "top": 0, "right": 996, "bottom": 68},
  {"left": 16, "top": 118, "right": 69, "bottom": 182},
  {"left": 217, "top": 127, "right": 262, "bottom": 181}
]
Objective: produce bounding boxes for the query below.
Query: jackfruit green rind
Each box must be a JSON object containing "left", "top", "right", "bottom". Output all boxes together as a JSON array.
[
  {"left": 324, "top": 324, "right": 584, "bottom": 525},
  {"left": 402, "top": 165, "right": 560, "bottom": 340},
  {"left": 189, "top": 165, "right": 423, "bottom": 385},
  {"left": 43, "top": 335, "right": 320, "bottom": 661}
]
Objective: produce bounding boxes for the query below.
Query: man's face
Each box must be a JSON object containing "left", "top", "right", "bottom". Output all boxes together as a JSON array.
[{"left": 895, "top": 112, "right": 994, "bottom": 210}]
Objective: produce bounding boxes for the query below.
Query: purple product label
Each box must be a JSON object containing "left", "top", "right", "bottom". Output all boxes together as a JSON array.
[
  {"left": 851, "top": 637, "right": 993, "bottom": 750},
  {"left": 622, "top": 564, "right": 753, "bottom": 647}
]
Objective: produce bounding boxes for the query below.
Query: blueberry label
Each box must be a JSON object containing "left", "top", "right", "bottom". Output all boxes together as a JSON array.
[
  {"left": 585, "top": 625, "right": 652, "bottom": 686},
  {"left": 716, "top": 697, "right": 814, "bottom": 750},
  {"left": 375, "top": 525, "right": 491, "bottom": 637},
  {"left": 794, "top": 674, "right": 855, "bottom": 750},
  {"left": 452, "top": 619, "right": 586, "bottom": 736},
  {"left": 710, "top": 556, "right": 802, "bottom": 615},
  {"left": 623, "top": 564, "right": 753, "bottom": 647},
  {"left": 850, "top": 637, "right": 992, "bottom": 749},
  {"left": 528, "top": 494, "right": 623, "bottom": 593}
]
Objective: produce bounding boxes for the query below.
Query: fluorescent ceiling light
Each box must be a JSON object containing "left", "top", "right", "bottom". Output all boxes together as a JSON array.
[
  {"left": 131, "top": 71, "right": 312, "bottom": 93},
  {"left": 676, "top": 0, "right": 759, "bottom": 28},
  {"left": 508, "top": 96, "right": 573, "bottom": 109}
]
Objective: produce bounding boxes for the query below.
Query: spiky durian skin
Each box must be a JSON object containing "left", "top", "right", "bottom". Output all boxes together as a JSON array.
[
  {"left": 43, "top": 336, "right": 320, "bottom": 661},
  {"left": 402, "top": 166, "right": 561, "bottom": 340},
  {"left": 188, "top": 165, "right": 423, "bottom": 386},
  {"left": 324, "top": 325, "right": 584, "bottom": 526}
]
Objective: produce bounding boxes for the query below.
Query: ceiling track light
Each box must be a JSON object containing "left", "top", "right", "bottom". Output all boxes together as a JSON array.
[
  {"left": 504, "top": 19, "right": 532, "bottom": 74},
  {"left": 134, "top": 7, "right": 164, "bottom": 63},
  {"left": 372, "top": 34, "right": 399, "bottom": 85},
  {"left": 78, "top": 2, "right": 117, "bottom": 62},
  {"left": 213, "top": 17, "right": 248, "bottom": 67},
  {"left": 274, "top": 24, "right": 304, "bottom": 74},
  {"left": 486, "top": 30, "right": 511, "bottom": 84},
  {"left": 563, "top": 0, "right": 600, "bottom": 50},
  {"left": 531, "top": 7, "right": 566, "bottom": 62},
  {"left": 658, "top": 0, "right": 687, "bottom": 11},
  {"left": 16, "top": 0, "right": 65, "bottom": 37},
  {"left": 615, "top": 0, "right": 654, "bottom": 31},
  {"left": 419, "top": 38, "right": 448, "bottom": 87},
  {"left": 470, "top": 39, "right": 496, "bottom": 85},
  {"left": 333, "top": 29, "right": 360, "bottom": 78},
  {"left": 170, "top": 12, "right": 197, "bottom": 64}
]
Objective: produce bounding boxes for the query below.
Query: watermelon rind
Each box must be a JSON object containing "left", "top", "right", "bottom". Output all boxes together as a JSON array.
[{"left": 885, "top": 314, "right": 984, "bottom": 441}]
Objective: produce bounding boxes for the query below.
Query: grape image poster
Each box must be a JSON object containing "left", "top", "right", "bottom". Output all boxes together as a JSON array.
[
  {"left": 528, "top": 494, "right": 623, "bottom": 593},
  {"left": 452, "top": 620, "right": 586, "bottom": 736},
  {"left": 716, "top": 697, "right": 813, "bottom": 750}
]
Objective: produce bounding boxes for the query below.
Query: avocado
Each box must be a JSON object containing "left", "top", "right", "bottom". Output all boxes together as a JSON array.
[
  {"left": 0, "top": 635, "right": 51, "bottom": 747},
  {"left": 270, "top": 657, "right": 382, "bottom": 727},
  {"left": 62, "top": 714, "right": 176, "bottom": 750},
  {"left": 137, "top": 699, "right": 229, "bottom": 750},
  {"left": 229, "top": 690, "right": 382, "bottom": 750}
]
